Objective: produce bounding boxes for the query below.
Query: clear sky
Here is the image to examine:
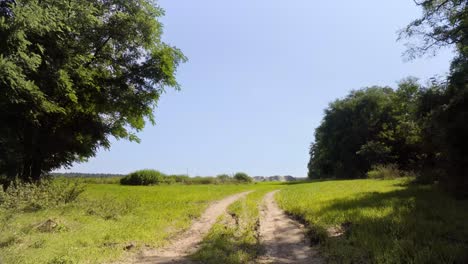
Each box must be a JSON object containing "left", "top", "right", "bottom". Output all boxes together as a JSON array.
[{"left": 60, "top": 0, "right": 454, "bottom": 177}]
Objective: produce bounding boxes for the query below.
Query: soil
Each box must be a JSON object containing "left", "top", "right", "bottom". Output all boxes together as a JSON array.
[
  {"left": 124, "top": 190, "right": 324, "bottom": 264},
  {"left": 257, "top": 191, "right": 323, "bottom": 264},
  {"left": 131, "top": 191, "right": 252, "bottom": 264}
]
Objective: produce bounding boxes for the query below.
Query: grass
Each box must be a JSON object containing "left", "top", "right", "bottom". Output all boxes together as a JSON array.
[
  {"left": 191, "top": 183, "right": 281, "bottom": 263},
  {"left": 2, "top": 178, "right": 467, "bottom": 263},
  {"left": 277, "top": 178, "right": 468, "bottom": 264},
  {"left": 0, "top": 183, "right": 256, "bottom": 264}
]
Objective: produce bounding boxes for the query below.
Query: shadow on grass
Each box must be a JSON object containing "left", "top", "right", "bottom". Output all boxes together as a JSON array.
[{"left": 307, "top": 184, "right": 468, "bottom": 263}]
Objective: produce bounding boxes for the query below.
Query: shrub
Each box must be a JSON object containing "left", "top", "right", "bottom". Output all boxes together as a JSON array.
[
  {"left": 168, "top": 174, "right": 190, "bottom": 183},
  {"left": 0, "top": 179, "right": 85, "bottom": 212},
  {"left": 367, "top": 164, "right": 410, "bottom": 179},
  {"left": 216, "top": 174, "right": 231, "bottom": 183},
  {"left": 120, "top": 170, "right": 166, "bottom": 185},
  {"left": 190, "top": 176, "right": 218, "bottom": 185},
  {"left": 233, "top": 172, "right": 253, "bottom": 183}
]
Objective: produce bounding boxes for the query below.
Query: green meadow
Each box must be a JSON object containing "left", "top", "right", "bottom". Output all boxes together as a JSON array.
[
  {"left": 278, "top": 179, "right": 468, "bottom": 263},
  {"left": 1, "top": 179, "right": 467, "bottom": 263},
  {"left": 0, "top": 183, "right": 254, "bottom": 264}
]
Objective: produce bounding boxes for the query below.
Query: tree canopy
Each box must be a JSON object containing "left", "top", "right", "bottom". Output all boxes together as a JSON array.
[
  {"left": 0, "top": 0, "right": 186, "bottom": 181},
  {"left": 403, "top": 0, "right": 468, "bottom": 197},
  {"left": 308, "top": 80, "right": 422, "bottom": 179},
  {"left": 309, "top": 0, "right": 468, "bottom": 197}
]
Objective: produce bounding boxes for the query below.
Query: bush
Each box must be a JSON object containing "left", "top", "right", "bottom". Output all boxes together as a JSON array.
[
  {"left": 0, "top": 179, "right": 85, "bottom": 212},
  {"left": 367, "top": 164, "right": 411, "bottom": 179},
  {"left": 233, "top": 172, "right": 252, "bottom": 183},
  {"left": 216, "top": 174, "right": 231, "bottom": 183},
  {"left": 190, "top": 176, "right": 218, "bottom": 185},
  {"left": 120, "top": 170, "right": 166, "bottom": 185},
  {"left": 167, "top": 174, "right": 190, "bottom": 183},
  {"left": 119, "top": 170, "right": 253, "bottom": 185}
]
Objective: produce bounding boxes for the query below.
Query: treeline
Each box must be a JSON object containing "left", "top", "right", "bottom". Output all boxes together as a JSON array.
[
  {"left": 51, "top": 172, "right": 124, "bottom": 178},
  {"left": 308, "top": 1, "right": 467, "bottom": 198},
  {"left": 120, "top": 170, "right": 253, "bottom": 185}
]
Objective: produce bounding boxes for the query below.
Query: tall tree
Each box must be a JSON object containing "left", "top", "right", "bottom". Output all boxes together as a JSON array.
[
  {"left": 0, "top": 0, "right": 186, "bottom": 181},
  {"left": 309, "top": 86, "right": 395, "bottom": 179},
  {"left": 401, "top": 0, "right": 468, "bottom": 197},
  {"left": 308, "top": 80, "right": 423, "bottom": 179}
]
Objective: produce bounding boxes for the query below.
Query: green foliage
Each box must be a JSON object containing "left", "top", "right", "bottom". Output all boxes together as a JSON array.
[
  {"left": 189, "top": 176, "right": 218, "bottom": 185},
  {"left": 167, "top": 174, "right": 190, "bottom": 183},
  {"left": 399, "top": 0, "right": 467, "bottom": 59},
  {"left": 0, "top": 178, "right": 84, "bottom": 211},
  {"left": 366, "top": 164, "right": 411, "bottom": 179},
  {"left": 308, "top": 80, "right": 422, "bottom": 179},
  {"left": 278, "top": 179, "right": 468, "bottom": 263},
  {"left": 233, "top": 172, "right": 252, "bottom": 183},
  {"left": 120, "top": 169, "right": 166, "bottom": 185},
  {"left": 400, "top": 0, "right": 468, "bottom": 198},
  {"left": 0, "top": 0, "right": 186, "bottom": 181},
  {"left": 120, "top": 170, "right": 254, "bottom": 185},
  {"left": 216, "top": 174, "right": 231, "bottom": 183}
]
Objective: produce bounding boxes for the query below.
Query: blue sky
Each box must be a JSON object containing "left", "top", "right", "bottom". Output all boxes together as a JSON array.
[{"left": 61, "top": 0, "right": 454, "bottom": 177}]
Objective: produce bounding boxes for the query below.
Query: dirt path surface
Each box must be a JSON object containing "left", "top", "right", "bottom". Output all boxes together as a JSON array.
[
  {"left": 132, "top": 191, "right": 252, "bottom": 264},
  {"left": 257, "top": 191, "right": 323, "bottom": 264}
]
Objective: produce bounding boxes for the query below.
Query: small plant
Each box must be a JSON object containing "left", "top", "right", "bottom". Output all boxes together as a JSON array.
[
  {"left": 233, "top": 172, "right": 253, "bottom": 183},
  {"left": 120, "top": 170, "right": 166, "bottom": 185}
]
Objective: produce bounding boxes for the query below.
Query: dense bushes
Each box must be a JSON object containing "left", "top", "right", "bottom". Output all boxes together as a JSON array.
[
  {"left": 308, "top": 81, "right": 422, "bottom": 179},
  {"left": 120, "top": 170, "right": 253, "bottom": 186},
  {"left": 234, "top": 172, "right": 253, "bottom": 183},
  {"left": 367, "top": 164, "right": 413, "bottom": 179},
  {"left": 120, "top": 170, "right": 166, "bottom": 185},
  {"left": 0, "top": 179, "right": 85, "bottom": 211}
]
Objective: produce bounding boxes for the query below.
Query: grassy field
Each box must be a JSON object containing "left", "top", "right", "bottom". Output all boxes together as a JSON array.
[
  {"left": 277, "top": 179, "right": 468, "bottom": 263},
  {"left": 1, "top": 179, "right": 467, "bottom": 264},
  {"left": 0, "top": 183, "right": 255, "bottom": 264},
  {"left": 191, "top": 184, "right": 281, "bottom": 263}
]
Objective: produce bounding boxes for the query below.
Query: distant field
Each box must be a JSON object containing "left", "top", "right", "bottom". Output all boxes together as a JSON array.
[
  {"left": 277, "top": 179, "right": 468, "bottom": 263},
  {"left": 0, "top": 183, "right": 256, "bottom": 264}
]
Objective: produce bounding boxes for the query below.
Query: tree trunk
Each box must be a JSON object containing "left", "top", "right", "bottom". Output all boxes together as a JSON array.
[{"left": 31, "top": 157, "right": 42, "bottom": 182}]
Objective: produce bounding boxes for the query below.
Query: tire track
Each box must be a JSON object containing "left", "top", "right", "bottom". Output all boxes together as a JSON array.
[
  {"left": 131, "top": 191, "right": 252, "bottom": 264},
  {"left": 257, "top": 191, "right": 323, "bottom": 264}
]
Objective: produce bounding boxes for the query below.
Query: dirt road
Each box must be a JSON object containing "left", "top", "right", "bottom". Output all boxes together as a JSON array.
[
  {"left": 257, "top": 191, "right": 323, "bottom": 264},
  {"left": 132, "top": 191, "right": 252, "bottom": 264}
]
